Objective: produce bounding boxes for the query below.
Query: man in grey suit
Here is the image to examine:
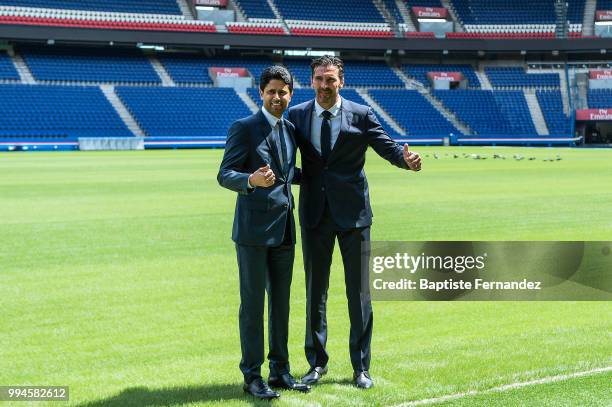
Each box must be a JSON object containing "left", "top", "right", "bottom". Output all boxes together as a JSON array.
[
  {"left": 287, "top": 55, "right": 422, "bottom": 389},
  {"left": 218, "top": 66, "right": 309, "bottom": 399}
]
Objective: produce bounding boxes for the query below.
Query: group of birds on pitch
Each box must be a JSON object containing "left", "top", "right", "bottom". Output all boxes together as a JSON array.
[{"left": 423, "top": 153, "right": 563, "bottom": 162}]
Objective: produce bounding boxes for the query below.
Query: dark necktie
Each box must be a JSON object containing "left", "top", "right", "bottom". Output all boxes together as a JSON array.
[
  {"left": 321, "top": 110, "right": 332, "bottom": 161},
  {"left": 277, "top": 121, "right": 288, "bottom": 175}
]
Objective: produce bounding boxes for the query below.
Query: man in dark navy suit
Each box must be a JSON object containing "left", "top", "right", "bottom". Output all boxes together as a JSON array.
[
  {"left": 218, "top": 66, "right": 309, "bottom": 399},
  {"left": 287, "top": 55, "right": 422, "bottom": 389}
]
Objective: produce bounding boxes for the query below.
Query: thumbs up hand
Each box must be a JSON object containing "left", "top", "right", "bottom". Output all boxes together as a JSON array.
[
  {"left": 249, "top": 163, "right": 276, "bottom": 187},
  {"left": 403, "top": 143, "right": 422, "bottom": 171}
]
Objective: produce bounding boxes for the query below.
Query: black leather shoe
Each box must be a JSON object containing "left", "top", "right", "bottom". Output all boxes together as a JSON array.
[
  {"left": 353, "top": 371, "right": 373, "bottom": 389},
  {"left": 269, "top": 373, "right": 311, "bottom": 393},
  {"left": 301, "top": 366, "right": 328, "bottom": 385},
  {"left": 243, "top": 378, "right": 280, "bottom": 400}
]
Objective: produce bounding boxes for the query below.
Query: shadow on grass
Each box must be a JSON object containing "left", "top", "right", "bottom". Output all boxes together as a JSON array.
[
  {"left": 77, "top": 383, "right": 275, "bottom": 406},
  {"left": 322, "top": 377, "right": 355, "bottom": 386}
]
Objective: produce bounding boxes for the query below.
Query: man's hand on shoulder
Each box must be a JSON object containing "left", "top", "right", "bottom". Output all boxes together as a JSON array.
[
  {"left": 249, "top": 164, "right": 276, "bottom": 187},
  {"left": 403, "top": 143, "right": 422, "bottom": 171}
]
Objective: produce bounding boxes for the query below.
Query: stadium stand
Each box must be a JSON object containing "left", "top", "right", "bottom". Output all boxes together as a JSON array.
[
  {"left": 536, "top": 90, "right": 571, "bottom": 135},
  {"left": 158, "top": 54, "right": 272, "bottom": 85},
  {"left": 283, "top": 59, "right": 403, "bottom": 88},
  {"left": 404, "top": 0, "right": 444, "bottom": 7},
  {"left": 597, "top": 0, "right": 612, "bottom": 9},
  {"left": 286, "top": 21, "right": 393, "bottom": 37},
  {"left": 0, "top": 5, "right": 216, "bottom": 32},
  {"left": 485, "top": 67, "right": 560, "bottom": 88},
  {"left": 115, "top": 87, "right": 252, "bottom": 138},
  {"left": 433, "top": 89, "right": 537, "bottom": 135},
  {"left": 0, "top": 84, "right": 132, "bottom": 139},
  {"left": 275, "top": 0, "right": 385, "bottom": 23},
  {"left": 448, "top": 0, "right": 585, "bottom": 38},
  {"left": 282, "top": 59, "right": 313, "bottom": 86},
  {"left": 405, "top": 31, "right": 436, "bottom": 38},
  {"left": 402, "top": 64, "right": 481, "bottom": 88},
  {"left": 274, "top": 0, "right": 392, "bottom": 37},
  {"left": 369, "top": 89, "right": 462, "bottom": 135},
  {"left": 0, "top": 0, "right": 181, "bottom": 15},
  {"left": 567, "top": 0, "right": 586, "bottom": 24},
  {"left": 341, "top": 61, "right": 404, "bottom": 87},
  {"left": 0, "top": 51, "right": 19, "bottom": 80},
  {"left": 381, "top": 0, "right": 405, "bottom": 24},
  {"left": 446, "top": 31, "right": 556, "bottom": 39},
  {"left": 587, "top": 89, "right": 612, "bottom": 108},
  {"left": 226, "top": 20, "right": 286, "bottom": 35},
  {"left": 232, "top": 0, "right": 276, "bottom": 19},
  {"left": 20, "top": 46, "right": 161, "bottom": 84},
  {"left": 493, "top": 90, "right": 538, "bottom": 134},
  {"left": 451, "top": 0, "right": 557, "bottom": 25}
]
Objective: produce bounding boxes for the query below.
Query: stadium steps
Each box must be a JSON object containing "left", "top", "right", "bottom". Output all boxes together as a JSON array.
[
  {"left": 11, "top": 52, "right": 36, "bottom": 84},
  {"left": 100, "top": 85, "right": 147, "bottom": 137},
  {"left": 528, "top": 67, "right": 570, "bottom": 114},
  {"left": 356, "top": 88, "right": 406, "bottom": 135},
  {"left": 576, "top": 74, "right": 589, "bottom": 109},
  {"left": 227, "top": 0, "right": 247, "bottom": 22},
  {"left": 554, "top": 0, "right": 568, "bottom": 38},
  {"left": 441, "top": 0, "right": 464, "bottom": 32},
  {"left": 373, "top": 0, "right": 402, "bottom": 37},
  {"left": 523, "top": 90, "right": 550, "bottom": 135},
  {"left": 237, "top": 90, "right": 259, "bottom": 114},
  {"left": 267, "top": 0, "right": 291, "bottom": 34},
  {"left": 176, "top": 0, "right": 195, "bottom": 20},
  {"left": 391, "top": 66, "right": 423, "bottom": 89},
  {"left": 395, "top": 0, "right": 416, "bottom": 32},
  {"left": 420, "top": 89, "right": 473, "bottom": 135},
  {"left": 475, "top": 70, "right": 493, "bottom": 90},
  {"left": 582, "top": 0, "right": 597, "bottom": 36},
  {"left": 149, "top": 55, "right": 176, "bottom": 86}
]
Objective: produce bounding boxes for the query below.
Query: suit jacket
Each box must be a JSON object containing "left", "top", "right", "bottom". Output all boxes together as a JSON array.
[
  {"left": 288, "top": 98, "right": 409, "bottom": 230},
  {"left": 218, "top": 110, "right": 300, "bottom": 246}
]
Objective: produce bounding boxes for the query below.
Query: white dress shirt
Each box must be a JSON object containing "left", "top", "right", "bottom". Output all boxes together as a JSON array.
[
  {"left": 261, "top": 106, "right": 293, "bottom": 168},
  {"left": 311, "top": 97, "right": 342, "bottom": 154}
]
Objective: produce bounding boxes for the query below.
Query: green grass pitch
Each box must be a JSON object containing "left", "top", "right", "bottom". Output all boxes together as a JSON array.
[{"left": 1, "top": 147, "right": 610, "bottom": 406}]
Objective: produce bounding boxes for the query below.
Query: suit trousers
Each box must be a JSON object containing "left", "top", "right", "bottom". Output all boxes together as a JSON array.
[
  {"left": 235, "top": 212, "right": 294, "bottom": 384},
  {"left": 302, "top": 202, "right": 373, "bottom": 372}
]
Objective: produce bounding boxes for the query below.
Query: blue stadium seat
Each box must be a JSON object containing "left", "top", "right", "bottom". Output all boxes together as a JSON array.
[
  {"left": 403, "top": 64, "right": 481, "bottom": 88},
  {"left": 485, "top": 67, "right": 560, "bottom": 88},
  {"left": 536, "top": 90, "right": 571, "bottom": 135},
  {"left": 369, "top": 89, "right": 462, "bottom": 136},
  {"left": 274, "top": 0, "right": 385, "bottom": 23},
  {"left": 587, "top": 89, "right": 612, "bottom": 108},
  {"left": 404, "top": 0, "right": 443, "bottom": 8},
  {"left": 567, "top": 0, "right": 586, "bottom": 24},
  {"left": 21, "top": 46, "right": 160, "bottom": 84},
  {"left": 116, "top": 87, "right": 252, "bottom": 138},
  {"left": 434, "top": 89, "right": 537, "bottom": 135},
  {"left": 159, "top": 54, "right": 273, "bottom": 85},
  {"left": 0, "top": 84, "right": 132, "bottom": 140},
  {"left": 382, "top": 0, "right": 406, "bottom": 24},
  {"left": 0, "top": 0, "right": 181, "bottom": 14},
  {"left": 597, "top": 0, "right": 612, "bottom": 10},
  {"left": 451, "top": 0, "right": 557, "bottom": 24},
  {"left": 0, "top": 51, "right": 19, "bottom": 80}
]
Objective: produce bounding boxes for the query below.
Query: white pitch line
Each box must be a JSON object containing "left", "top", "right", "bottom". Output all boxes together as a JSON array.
[{"left": 396, "top": 366, "right": 612, "bottom": 406}]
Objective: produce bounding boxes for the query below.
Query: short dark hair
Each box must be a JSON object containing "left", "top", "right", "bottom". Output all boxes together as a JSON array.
[
  {"left": 259, "top": 65, "right": 293, "bottom": 93},
  {"left": 310, "top": 55, "right": 344, "bottom": 81}
]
